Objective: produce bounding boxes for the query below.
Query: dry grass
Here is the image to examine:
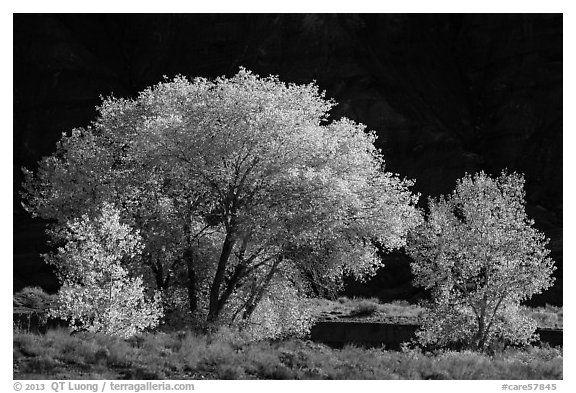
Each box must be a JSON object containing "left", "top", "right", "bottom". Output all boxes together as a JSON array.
[
  {"left": 523, "top": 305, "right": 563, "bottom": 329},
  {"left": 13, "top": 328, "right": 562, "bottom": 380},
  {"left": 349, "top": 300, "right": 378, "bottom": 317},
  {"left": 311, "top": 298, "right": 562, "bottom": 329},
  {"left": 311, "top": 297, "right": 425, "bottom": 323}
]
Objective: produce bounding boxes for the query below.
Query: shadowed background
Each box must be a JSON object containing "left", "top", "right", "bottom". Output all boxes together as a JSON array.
[{"left": 13, "top": 14, "right": 562, "bottom": 305}]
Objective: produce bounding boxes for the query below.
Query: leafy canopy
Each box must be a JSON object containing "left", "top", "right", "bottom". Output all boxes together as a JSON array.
[
  {"left": 407, "top": 171, "right": 555, "bottom": 351},
  {"left": 48, "top": 203, "right": 163, "bottom": 338},
  {"left": 23, "top": 68, "right": 421, "bottom": 328}
]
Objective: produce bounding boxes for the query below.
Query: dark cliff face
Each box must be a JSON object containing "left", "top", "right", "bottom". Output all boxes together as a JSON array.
[{"left": 13, "top": 14, "right": 562, "bottom": 304}]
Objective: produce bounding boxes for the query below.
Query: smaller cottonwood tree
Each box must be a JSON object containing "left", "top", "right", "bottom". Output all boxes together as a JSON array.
[
  {"left": 406, "top": 171, "right": 555, "bottom": 351},
  {"left": 48, "top": 203, "right": 163, "bottom": 338}
]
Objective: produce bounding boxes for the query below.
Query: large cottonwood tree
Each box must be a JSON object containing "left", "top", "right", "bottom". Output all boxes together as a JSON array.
[{"left": 23, "top": 68, "right": 421, "bottom": 326}]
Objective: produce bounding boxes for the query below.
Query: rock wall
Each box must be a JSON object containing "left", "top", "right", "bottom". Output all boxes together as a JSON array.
[{"left": 13, "top": 14, "right": 562, "bottom": 303}]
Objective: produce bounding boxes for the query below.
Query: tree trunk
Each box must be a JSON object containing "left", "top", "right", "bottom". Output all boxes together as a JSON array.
[
  {"left": 242, "top": 257, "right": 281, "bottom": 321},
  {"left": 476, "top": 295, "right": 488, "bottom": 351},
  {"left": 152, "top": 262, "right": 165, "bottom": 290},
  {"left": 207, "top": 231, "right": 235, "bottom": 322},
  {"left": 216, "top": 263, "right": 246, "bottom": 316},
  {"left": 184, "top": 248, "right": 197, "bottom": 315},
  {"left": 477, "top": 318, "right": 486, "bottom": 351},
  {"left": 147, "top": 253, "right": 167, "bottom": 291}
]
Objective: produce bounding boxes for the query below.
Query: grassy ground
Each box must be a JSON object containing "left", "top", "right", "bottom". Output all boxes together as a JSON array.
[
  {"left": 528, "top": 305, "right": 563, "bottom": 329},
  {"left": 14, "top": 328, "right": 562, "bottom": 380},
  {"left": 310, "top": 298, "right": 425, "bottom": 324},
  {"left": 310, "top": 298, "right": 563, "bottom": 329}
]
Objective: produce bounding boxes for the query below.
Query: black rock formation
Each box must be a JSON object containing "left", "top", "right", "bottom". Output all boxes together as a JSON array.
[{"left": 13, "top": 14, "right": 562, "bottom": 305}]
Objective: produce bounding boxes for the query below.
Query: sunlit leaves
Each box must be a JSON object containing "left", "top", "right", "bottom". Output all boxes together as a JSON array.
[
  {"left": 407, "top": 171, "right": 555, "bottom": 351},
  {"left": 48, "top": 203, "right": 163, "bottom": 338},
  {"left": 23, "top": 68, "right": 421, "bottom": 328}
]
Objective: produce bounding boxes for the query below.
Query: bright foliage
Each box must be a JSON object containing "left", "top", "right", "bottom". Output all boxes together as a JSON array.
[
  {"left": 48, "top": 203, "right": 163, "bottom": 338},
  {"left": 23, "top": 68, "right": 421, "bottom": 331},
  {"left": 407, "top": 171, "right": 555, "bottom": 351}
]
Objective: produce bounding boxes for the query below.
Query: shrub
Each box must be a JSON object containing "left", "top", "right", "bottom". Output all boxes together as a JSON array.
[
  {"left": 48, "top": 203, "right": 163, "bottom": 338},
  {"left": 235, "top": 277, "right": 314, "bottom": 341},
  {"left": 13, "top": 287, "right": 54, "bottom": 310},
  {"left": 13, "top": 287, "right": 56, "bottom": 331},
  {"left": 349, "top": 300, "right": 378, "bottom": 317},
  {"left": 337, "top": 296, "right": 349, "bottom": 304}
]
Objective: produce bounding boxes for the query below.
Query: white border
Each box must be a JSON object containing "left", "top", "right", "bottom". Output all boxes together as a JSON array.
[{"left": 3, "top": 4, "right": 572, "bottom": 390}]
